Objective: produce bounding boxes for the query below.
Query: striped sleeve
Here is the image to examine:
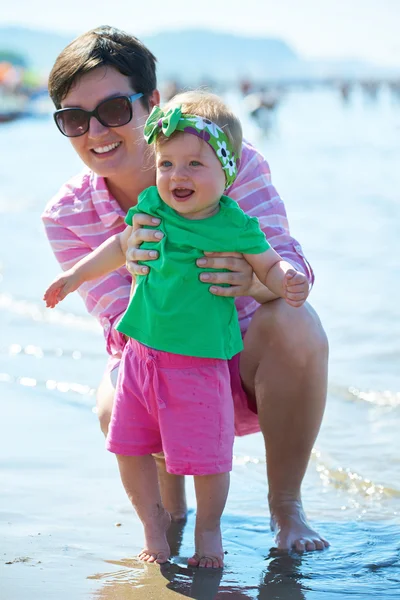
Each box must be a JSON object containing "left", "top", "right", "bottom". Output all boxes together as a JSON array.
[{"left": 42, "top": 214, "right": 130, "bottom": 358}]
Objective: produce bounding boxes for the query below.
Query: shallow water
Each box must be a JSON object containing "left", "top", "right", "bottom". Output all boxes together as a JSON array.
[{"left": 1, "top": 86, "right": 399, "bottom": 598}]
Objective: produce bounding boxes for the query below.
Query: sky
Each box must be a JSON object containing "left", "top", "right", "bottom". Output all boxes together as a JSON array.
[{"left": 2, "top": 0, "right": 400, "bottom": 67}]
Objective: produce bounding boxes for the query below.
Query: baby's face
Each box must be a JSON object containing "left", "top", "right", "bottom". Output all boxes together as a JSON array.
[{"left": 156, "top": 132, "right": 226, "bottom": 220}]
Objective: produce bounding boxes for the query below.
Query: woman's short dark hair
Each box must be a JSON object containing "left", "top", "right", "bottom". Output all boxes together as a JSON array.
[{"left": 48, "top": 25, "right": 157, "bottom": 109}]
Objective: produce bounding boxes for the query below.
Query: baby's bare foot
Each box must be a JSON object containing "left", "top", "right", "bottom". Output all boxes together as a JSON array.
[
  {"left": 139, "top": 509, "right": 171, "bottom": 564},
  {"left": 188, "top": 525, "right": 224, "bottom": 569}
]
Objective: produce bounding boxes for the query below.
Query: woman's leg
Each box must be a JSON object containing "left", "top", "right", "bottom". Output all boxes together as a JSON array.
[
  {"left": 240, "top": 299, "right": 329, "bottom": 551},
  {"left": 116, "top": 454, "right": 171, "bottom": 563},
  {"left": 96, "top": 366, "right": 187, "bottom": 520},
  {"left": 188, "top": 472, "right": 230, "bottom": 568}
]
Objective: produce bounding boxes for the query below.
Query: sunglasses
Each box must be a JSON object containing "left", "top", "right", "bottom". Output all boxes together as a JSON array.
[{"left": 53, "top": 92, "right": 144, "bottom": 137}]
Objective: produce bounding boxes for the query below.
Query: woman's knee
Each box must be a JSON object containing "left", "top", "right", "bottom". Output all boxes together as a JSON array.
[
  {"left": 301, "top": 302, "right": 329, "bottom": 358},
  {"left": 250, "top": 299, "right": 329, "bottom": 362}
]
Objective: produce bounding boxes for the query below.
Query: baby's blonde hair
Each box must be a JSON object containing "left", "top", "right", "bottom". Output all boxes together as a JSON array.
[{"left": 161, "top": 90, "right": 243, "bottom": 158}]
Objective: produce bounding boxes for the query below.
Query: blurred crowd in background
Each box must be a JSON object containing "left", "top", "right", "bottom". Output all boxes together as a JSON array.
[{"left": 2, "top": 49, "right": 400, "bottom": 129}]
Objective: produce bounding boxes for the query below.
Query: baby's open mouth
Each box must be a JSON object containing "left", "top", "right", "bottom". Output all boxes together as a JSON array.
[{"left": 172, "top": 188, "right": 194, "bottom": 200}]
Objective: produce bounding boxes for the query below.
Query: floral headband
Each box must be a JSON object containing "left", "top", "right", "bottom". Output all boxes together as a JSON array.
[{"left": 144, "top": 106, "right": 239, "bottom": 188}]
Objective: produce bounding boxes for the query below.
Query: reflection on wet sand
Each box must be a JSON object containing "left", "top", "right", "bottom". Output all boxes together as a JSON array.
[
  {"left": 89, "top": 553, "right": 307, "bottom": 600},
  {"left": 259, "top": 551, "right": 306, "bottom": 600},
  {"left": 88, "top": 522, "right": 308, "bottom": 600},
  {"left": 89, "top": 519, "right": 400, "bottom": 598},
  {"left": 89, "top": 558, "right": 250, "bottom": 599}
]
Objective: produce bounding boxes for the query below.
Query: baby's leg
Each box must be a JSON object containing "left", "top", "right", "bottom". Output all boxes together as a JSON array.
[
  {"left": 117, "top": 454, "right": 171, "bottom": 564},
  {"left": 188, "top": 472, "right": 230, "bottom": 568}
]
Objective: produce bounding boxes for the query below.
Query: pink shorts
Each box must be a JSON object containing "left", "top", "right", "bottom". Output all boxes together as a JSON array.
[
  {"left": 106, "top": 339, "right": 235, "bottom": 475},
  {"left": 105, "top": 339, "right": 260, "bottom": 439}
]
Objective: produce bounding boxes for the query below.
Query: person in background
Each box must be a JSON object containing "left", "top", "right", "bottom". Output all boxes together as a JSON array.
[{"left": 42, "top": 25, "right": 329, "bottom": 556}]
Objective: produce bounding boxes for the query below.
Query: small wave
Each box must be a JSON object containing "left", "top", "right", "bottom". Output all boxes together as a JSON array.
[
  {"left": 232, "top": 449, "right": 400, "bottom": 502},
  {"left": 365, "top": 556, "right": 400, "bottom": 571},
  {"left": 330, "top": 382, "right": 400, "bottom": 408},
  {"left": 347, "top": 386, "right": 400, "bottom": 408},
  {"left": 0, "top": 293, "right": 101, "bottom": 333},
  {"left": 312, "top": 449, "right": 400, "bottom": 500},
  {"left": 0, "top": 343, "right": 104, "bottom": 360}
]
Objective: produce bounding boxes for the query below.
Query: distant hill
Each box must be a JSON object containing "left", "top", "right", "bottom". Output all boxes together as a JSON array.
[
  {"left": 0, "top": 26, "right": 73, "bottom": 73},
  {"left": 0, "top": 25, "right": 299, "bottom": 80},
  {"left": 0, "top": 25, "right": 392, "bottom": 82},
  {"left": 143, "top": 29, "right": 299, "bottom": 81}
]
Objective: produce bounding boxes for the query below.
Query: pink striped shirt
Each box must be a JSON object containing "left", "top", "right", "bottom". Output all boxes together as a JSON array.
[{"left": 42, "top": 140, "right": 314, "bottom": 364}]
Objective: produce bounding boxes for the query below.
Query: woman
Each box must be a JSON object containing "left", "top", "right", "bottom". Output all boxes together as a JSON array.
[{"left": 43, "top": 25, "right": 329, "bottom": 555}]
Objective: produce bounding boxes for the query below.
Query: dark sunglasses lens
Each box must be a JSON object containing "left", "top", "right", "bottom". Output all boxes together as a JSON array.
[
  {"left": 56, "top": 109, "right": 88, "bottom": 137},
  {"left": 98, "top": 97, "right": 132, "bottom": 127}
]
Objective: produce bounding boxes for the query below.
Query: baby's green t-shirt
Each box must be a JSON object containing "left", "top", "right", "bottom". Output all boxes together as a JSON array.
[{"left": 116, "top": 186, "right": 270, "bottom": 359}]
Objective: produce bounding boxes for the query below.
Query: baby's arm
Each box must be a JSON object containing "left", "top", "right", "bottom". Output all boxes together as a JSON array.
[
  {"left": 43, "top": 226, "right": 132, "bottom": 308},
  {"left": 244, "top": 248, "right": 309, "bottom": 308}
]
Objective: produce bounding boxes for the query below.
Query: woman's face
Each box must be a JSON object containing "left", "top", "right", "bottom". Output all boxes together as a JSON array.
[{"left": 61, "top": 66, "right": 159, "bottom": 180}]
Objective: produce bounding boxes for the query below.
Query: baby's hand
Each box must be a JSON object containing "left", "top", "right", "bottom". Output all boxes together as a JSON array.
[
  {"left": 43, "top": 272, "right": 80, "bottom": 308},
  {"left": 283, "top": 269, "right": 309, "bottom": 308}
]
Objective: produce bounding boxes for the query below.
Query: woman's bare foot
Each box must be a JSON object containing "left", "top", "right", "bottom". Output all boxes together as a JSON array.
[
  {"left": 188, "top": 524, "right": 225, "bottom": 569},
  {"left": 138, "top": 509, "right": 171, "bottom": 564},
  {"left": 269, "top": 496, "right": 329, "bottom": 552}
]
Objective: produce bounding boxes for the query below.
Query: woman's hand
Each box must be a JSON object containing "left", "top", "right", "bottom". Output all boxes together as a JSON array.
[
  {"left": 196, "top": 251, "right": 272, "bottom": 299},
  {"left": 125, "top": 213, "right": 164, "bottom": 275}
]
